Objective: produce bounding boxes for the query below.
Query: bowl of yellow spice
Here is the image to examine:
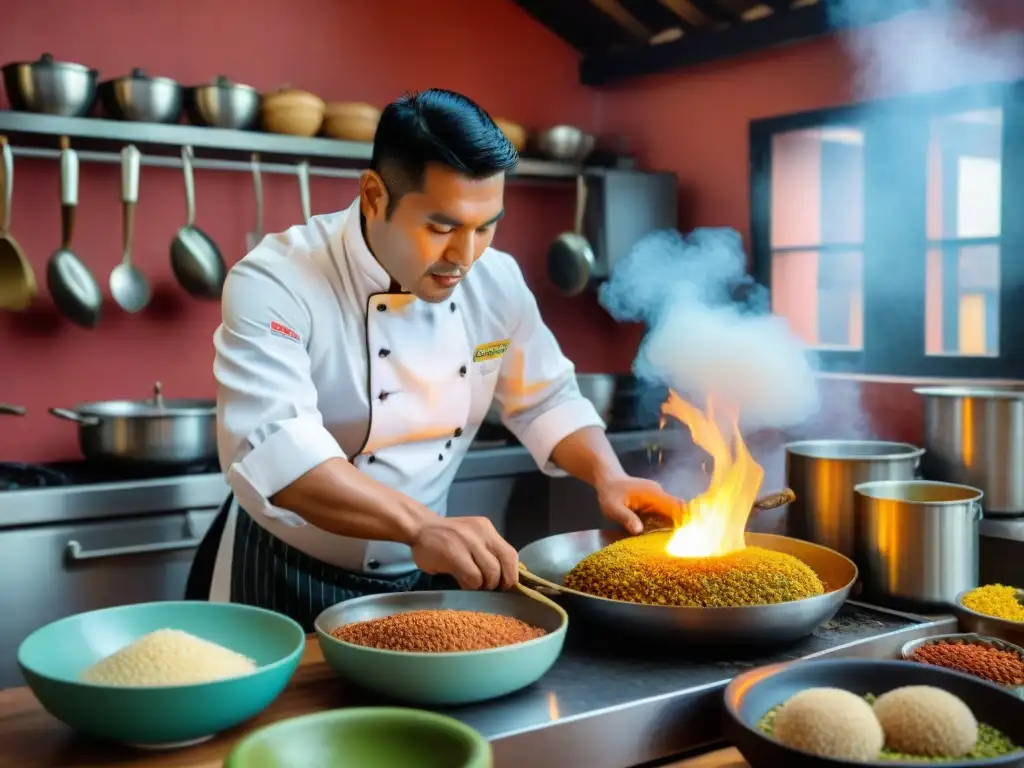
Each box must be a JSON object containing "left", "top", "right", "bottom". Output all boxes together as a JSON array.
[{"left": 955, "top": 585, "right": 1024, "bottom": 647}]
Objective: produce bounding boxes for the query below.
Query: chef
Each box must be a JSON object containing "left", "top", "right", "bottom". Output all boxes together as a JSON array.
[{"left": 186, "top": 88, "right": 679, "bottom": 630}]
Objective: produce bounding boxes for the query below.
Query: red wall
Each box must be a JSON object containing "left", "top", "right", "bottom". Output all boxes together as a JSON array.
[
  {"left": 3, "top": 0, "right": 1023, "bottom": 462},
  {"left": 600, "top": 0, "right": 1024, "bottom": 446},
  {"left": 0, "top": 0, "right": 636, "bottom": 462}
]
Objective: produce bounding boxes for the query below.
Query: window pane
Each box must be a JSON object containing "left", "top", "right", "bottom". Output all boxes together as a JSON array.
[
  {"left": 771, "top": 127, "right": 864, "bottom": 249},
  {"left": 926, "top": 108, "right": 1002, "bottom": 240},
  {"left": 925, "top": 244, "right": 1000, "bottom": 357},
  {"left": 772, "top": 249, "right": 863, "bottom": 350}
]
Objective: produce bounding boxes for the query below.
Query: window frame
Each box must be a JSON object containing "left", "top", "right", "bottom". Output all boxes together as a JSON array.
[{"left": 749, "top": 80, "right": 1024, "bottom": 379}]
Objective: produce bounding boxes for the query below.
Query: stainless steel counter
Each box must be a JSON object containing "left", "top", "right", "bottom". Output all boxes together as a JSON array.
[
  {"left": 317, "top": 602, "right": 956, "bottom": 768},
  {"left": 0, "top": 429, "right": 669, "bottom": 530}
]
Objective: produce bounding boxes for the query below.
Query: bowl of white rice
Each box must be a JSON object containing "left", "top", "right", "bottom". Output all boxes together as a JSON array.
[{"left": 17, "top": 601, "right": 305, "bottom": 749}]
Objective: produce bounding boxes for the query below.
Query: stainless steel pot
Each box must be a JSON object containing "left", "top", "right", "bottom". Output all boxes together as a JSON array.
[
  {"left": 855, "top": 480, "right": 982, "bottom": 606},
  {"left": 785, "top": 440, "right": 925, "bottom": 559},
  {"left": 184, "top": 76, "right": 259, "bottom": 130},
  {"left": 97, "top": 68, "right": 182, "bottom": 123},
  {"left": 916, "top": 386, "right": 1024, "bottom": 516},
  {"left": 2, "top": 53, "right": 97, "bottom": 116},
  {"left": 531, "top": 125, "right": 596, "bottom": 163},
  {"left": 49, "top": 381, "right": 216, "bottom": 465},
  {"left": 484, "top": 373, "right": 616, "bottom": 426}
]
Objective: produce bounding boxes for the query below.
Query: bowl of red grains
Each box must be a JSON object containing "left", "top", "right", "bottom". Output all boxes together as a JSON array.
[
  {"left": 902, "top": 633, "right": 1024, "bottom": 698},
  {"left": 314, "top": 590, "right": 567, "bottom": 705}
]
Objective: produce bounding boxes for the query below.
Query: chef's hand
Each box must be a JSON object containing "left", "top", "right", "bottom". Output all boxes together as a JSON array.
[
  {"left": 596, "top": 475, "right": 684, "bottom": 536},
  {"left": 410, "top": 516, "right": 519, "bottom": 591}
]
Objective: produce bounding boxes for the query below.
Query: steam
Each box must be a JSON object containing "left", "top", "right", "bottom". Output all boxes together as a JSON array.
[
  {"left": 599, "top": 228, "right": 821, "bottom": 432},
  {"left": 828, "top": 0, "right": 1024, "bottom": 98}
]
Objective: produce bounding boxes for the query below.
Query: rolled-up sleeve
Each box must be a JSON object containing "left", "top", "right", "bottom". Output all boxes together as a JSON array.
[
  {"left": 491, "top": 256, "right": 605, "bottom": 475},
  {"left": 214, "top": 256, "right": 345, "bottom": 525}
]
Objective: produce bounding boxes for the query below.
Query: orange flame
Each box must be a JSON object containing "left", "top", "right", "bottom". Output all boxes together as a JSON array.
[{"left": 661, "top": 390, "right": 764, "bottom": 558}]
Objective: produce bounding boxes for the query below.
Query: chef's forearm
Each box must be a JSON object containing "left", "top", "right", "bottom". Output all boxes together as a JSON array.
[
  {"left": 269, "top": 458, "right": 434, "bottom": 544},
  {"left": 549, "top": 426, "right": 627, "bottom": 489}
]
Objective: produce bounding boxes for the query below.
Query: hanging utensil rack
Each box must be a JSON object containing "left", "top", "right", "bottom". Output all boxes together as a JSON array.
[{"left": 0, "top": 110, "right": 583, "bottom": 183}]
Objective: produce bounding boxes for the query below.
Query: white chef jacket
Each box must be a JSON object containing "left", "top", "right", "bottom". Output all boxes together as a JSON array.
[{"left": 209, "top": 198, "right": 604, "bottom": 597}]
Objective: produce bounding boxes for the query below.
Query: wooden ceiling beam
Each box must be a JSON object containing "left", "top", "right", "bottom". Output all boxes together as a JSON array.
[
  {"left": 510, "top": 0, "right": 640, "bottom": 52},
  {"left": 579, "top": 0, "right": 930, "bottom": 86}
]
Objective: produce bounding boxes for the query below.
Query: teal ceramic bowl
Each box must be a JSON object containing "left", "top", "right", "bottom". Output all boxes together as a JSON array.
[
  {"left": 225, "top": 708, "right": 492, "bottom": 768},
  {"left": 17, "top": 601, "right": 305, "bottom": 748},
  {"left": 314, "top": 590, "right": 567, "bottom": 705}
]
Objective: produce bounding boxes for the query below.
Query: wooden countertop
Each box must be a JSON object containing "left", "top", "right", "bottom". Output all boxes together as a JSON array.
[
  {"left": 0, "top": 638, "right": 340, "bottom": 767},
  {"left": 0, "top": 636, "right": 745, "bottom": 768}
]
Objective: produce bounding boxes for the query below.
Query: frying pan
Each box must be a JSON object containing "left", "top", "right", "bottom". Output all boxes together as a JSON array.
[{"left": 518, "top": 528, "right": 856, "bottom": 646}]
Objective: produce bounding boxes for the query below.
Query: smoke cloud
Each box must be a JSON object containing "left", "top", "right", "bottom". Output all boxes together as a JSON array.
[
  {"left": 829, "top": 0, "right": 1024, "bottom": 98},
  {"left": 599, "top": 227, "right": 821, "bottom": 432}
]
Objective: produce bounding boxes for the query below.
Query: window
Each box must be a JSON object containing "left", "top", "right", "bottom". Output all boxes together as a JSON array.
[{"left": 750, "top": 82, "right": 1024, "bottom": 378}]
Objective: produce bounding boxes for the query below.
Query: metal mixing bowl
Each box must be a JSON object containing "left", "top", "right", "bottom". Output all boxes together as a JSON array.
[
  {"left": 98, "top": 69, "right": 182, "bottom": 123},
  {"left": 532, "top": 125, "right": 596, "bottom": 163},
  {"left": 2, "top": 53, "right": 97, "bottom": 116},
  {"left": 185, "top": 76, "right": 260, "bottom": 130}
]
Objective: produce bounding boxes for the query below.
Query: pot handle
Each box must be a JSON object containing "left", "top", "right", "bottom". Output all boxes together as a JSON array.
[
  {"left": 973, "top": 501, "right": 984, "bottom": 522},
  {"left": 0, "top": 403, "right": 26, "bottom": 416},
  {"left": 517, "top": 561, "right": 567, "bottom": 598},
  {"left": 49, "top": 407, "right": 100, "bottom": 427}
]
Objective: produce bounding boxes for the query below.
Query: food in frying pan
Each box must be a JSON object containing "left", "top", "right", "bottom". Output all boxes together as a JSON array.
[
  {"left": 80, "top": 629, "right": 257, "bottom": 686},
  {"left": 759, "top": 685, "right": 1019, "bottom": 762},
  {"left": 563, "top": 530, "right": 824, "bottom": 607}
]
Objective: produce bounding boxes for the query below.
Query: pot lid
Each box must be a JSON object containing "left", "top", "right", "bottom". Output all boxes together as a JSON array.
[
  {"left": 8, "top": 53, "right": 96, "bottom": 75},
  {"left": 194, "top": 75, "right": 257, "bottom": 93},
  {"left": 74, "top": 382, "right": 215, "bottom": 417}
]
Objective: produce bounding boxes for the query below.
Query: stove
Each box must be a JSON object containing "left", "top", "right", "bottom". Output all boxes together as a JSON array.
[{"left": 0, "top": 459, "right": 222, "bottom": 492}]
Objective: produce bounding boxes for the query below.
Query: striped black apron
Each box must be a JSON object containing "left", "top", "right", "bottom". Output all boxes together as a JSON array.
[{"left": 186, "top": 495, "right": 458, "bottom": 632}]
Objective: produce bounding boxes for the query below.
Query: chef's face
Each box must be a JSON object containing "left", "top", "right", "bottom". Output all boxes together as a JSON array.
[{"left": 360, "top": 163, "right": 506, "bottom": 302}]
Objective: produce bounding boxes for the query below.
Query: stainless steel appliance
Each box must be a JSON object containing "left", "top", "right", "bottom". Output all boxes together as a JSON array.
[
  {"left": 0, "top": 460, "right": 227, "bottom": 688},
  {"left": 916, "top": 386, "right": 1024, "bottom": 516},
  {"left": 546, "top": 169, "right": 677, "bottom": 296},
  {"left": 785, "top": 440, "right": 924, "bottom": 559},
  {"left": 855, "top": 479, "right": 982, "bottom": 606}
]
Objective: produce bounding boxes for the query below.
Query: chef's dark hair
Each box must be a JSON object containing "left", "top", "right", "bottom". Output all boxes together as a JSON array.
[{"left": 370, "top": 89, "right": 518, "bottom": 218}]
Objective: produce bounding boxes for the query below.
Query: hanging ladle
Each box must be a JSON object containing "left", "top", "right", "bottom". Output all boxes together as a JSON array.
[
  {"left": 0, "top": 137, "right": 37, "bottom": 311},
  {"left": 545, "top": 174, "right": 595, "bottom": 297},
  {"left": 46, "top": 136, "right": 102, "bottom": 327},
  {"left": 109, "top": 144, "right": 151, "bottom": 313},
  {"left": 170, "top": 146, "right": 226, "bottom": 299}
]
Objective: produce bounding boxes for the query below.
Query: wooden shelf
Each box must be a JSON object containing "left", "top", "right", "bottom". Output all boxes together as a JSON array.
[{"left": 0, "top": 111, "right": 582, "bottom": 181}]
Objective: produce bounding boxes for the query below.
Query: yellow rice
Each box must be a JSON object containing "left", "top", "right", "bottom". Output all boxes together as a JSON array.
[
  {"left": 80, "top": 629, "right": 257, "bottom": 687},
  {"left": 564, "top": 531, "right": 825, "bottom": 608},
  {"left": 961, "top": 584, "right": 1024, "bottom": 622}
]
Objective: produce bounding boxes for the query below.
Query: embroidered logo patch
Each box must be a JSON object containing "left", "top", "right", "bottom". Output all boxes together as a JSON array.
[
  {"left": 473, "top": 339, "right": 510, "bottom": 363},
  {"left": 270, "top": 321, "right": 301, "bottom": 343}
]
